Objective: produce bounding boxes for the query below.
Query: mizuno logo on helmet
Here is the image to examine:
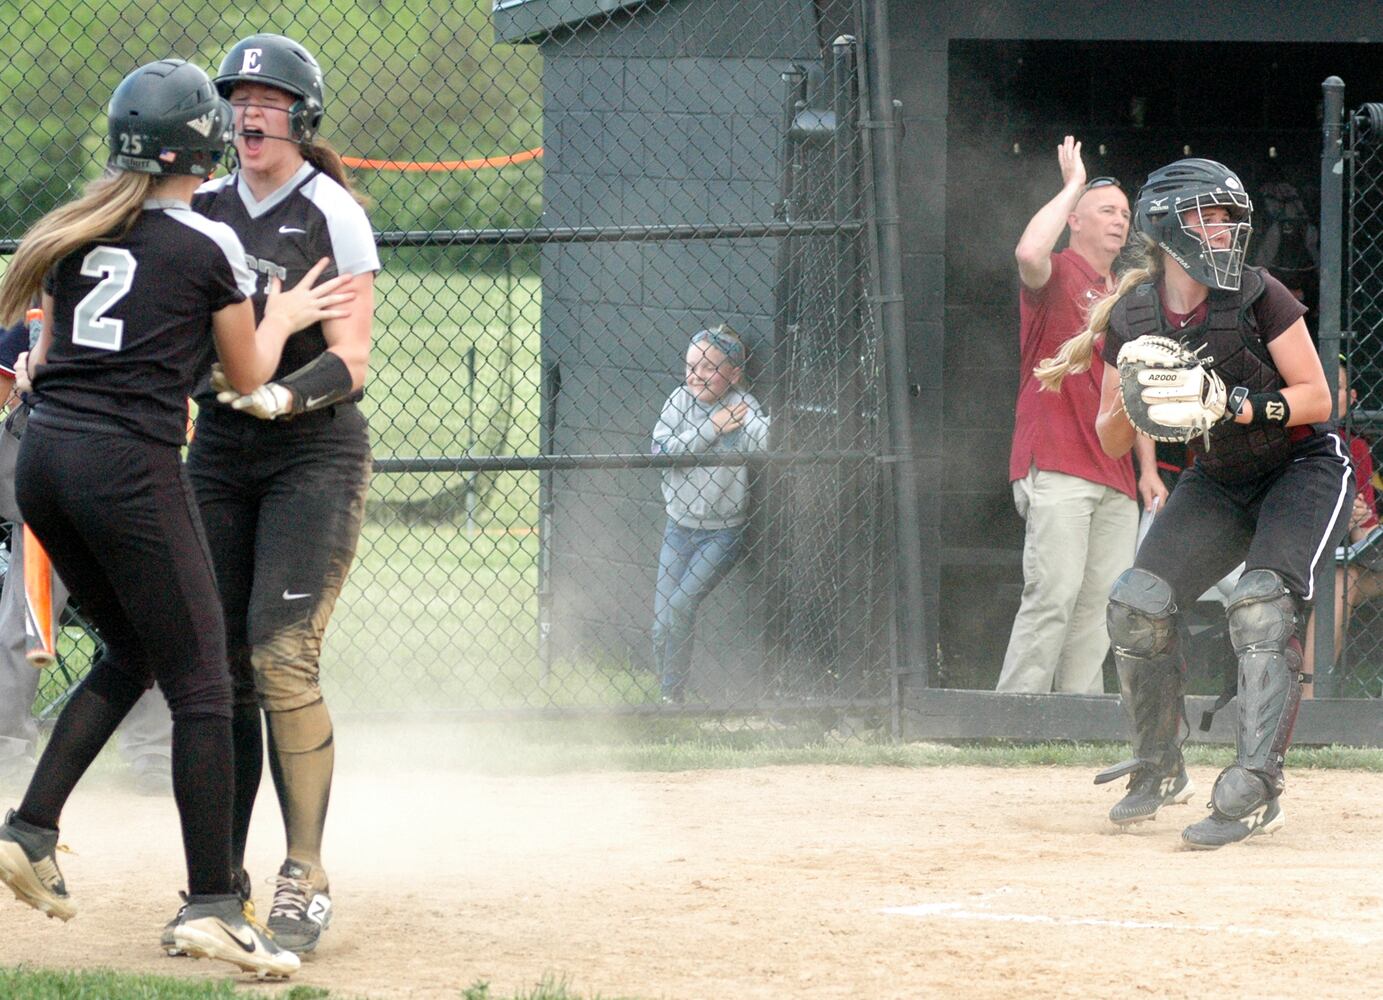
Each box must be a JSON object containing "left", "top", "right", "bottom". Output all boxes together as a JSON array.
[
  {"left": 185, "top": 114, "right": 217, "bottom": 138},
  {"left": 241, "top": 49, "right": 263, "bottom": 74},
  {"left": 1150, "top": 198, "right": 1168, "bottom": 211}
]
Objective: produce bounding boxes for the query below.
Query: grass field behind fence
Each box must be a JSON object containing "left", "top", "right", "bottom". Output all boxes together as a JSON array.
[{"left": 333, "top": 267, "right": 560, "bottom": 713}]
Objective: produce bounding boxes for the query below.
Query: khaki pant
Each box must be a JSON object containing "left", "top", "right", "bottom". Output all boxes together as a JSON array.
[{"left": 996, "top": 467, "right": 1138, "bottom": 694}]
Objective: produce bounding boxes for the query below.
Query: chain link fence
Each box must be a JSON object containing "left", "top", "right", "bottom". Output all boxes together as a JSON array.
[
  {"left": 3, "top": 0, "right": 910, "bottom": 741},
  {"left": 1335, "top": 101, "right": 1383, "bottom": 697}
]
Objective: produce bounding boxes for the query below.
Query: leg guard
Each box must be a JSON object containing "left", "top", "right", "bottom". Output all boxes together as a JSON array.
[
  {"left": 1214, "top": 568, "right": 1303, "bottom": 818},
  {"left": 1098, "top": 568, "right": 1188, "bottom": 782}
]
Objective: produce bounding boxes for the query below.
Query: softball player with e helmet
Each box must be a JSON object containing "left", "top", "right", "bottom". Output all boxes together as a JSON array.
[
  {"left": 0, "top": 58, "right": 353, "bottom": 976},
  {"left": 178, "top": 33, "right": 380, "bottom": 955}
]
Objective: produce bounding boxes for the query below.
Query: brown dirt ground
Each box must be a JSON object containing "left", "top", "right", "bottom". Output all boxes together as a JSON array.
[{"left": 3, "top": 734, "right": 1383, "bottom": 999}]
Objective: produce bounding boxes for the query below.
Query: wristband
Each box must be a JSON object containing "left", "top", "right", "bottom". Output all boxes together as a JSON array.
[
  {"left": 278, "top": 352, "right": 354, "bottom": 414},
  {"left": 1246, "top": 390, "right": 1290, "bottom": 427}
]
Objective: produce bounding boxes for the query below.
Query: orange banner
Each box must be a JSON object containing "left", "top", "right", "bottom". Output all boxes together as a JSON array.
[{"left": 341, "top": 146, "right": 543, "bottom": 173}]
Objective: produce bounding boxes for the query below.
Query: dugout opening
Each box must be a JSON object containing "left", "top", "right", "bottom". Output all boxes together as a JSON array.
[{"left": 937, "top": 40, "right": 1383, "bottom": 690}]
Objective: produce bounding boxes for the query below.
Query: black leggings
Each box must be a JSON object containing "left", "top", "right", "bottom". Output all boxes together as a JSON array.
[{"left": 14, "top": 416, "right": 233, "bottom": 896}]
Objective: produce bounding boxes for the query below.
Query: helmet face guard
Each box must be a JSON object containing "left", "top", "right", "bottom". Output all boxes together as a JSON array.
[
  {"left": 1135, "top": 159, "right": 1254, "bottom": 291},
  {"left": 1167, "top": 190, "right": 1253, "bottom": 291}
]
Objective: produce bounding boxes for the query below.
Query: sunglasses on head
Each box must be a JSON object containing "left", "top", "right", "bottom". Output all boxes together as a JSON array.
[{"left": 1084, "top": 176, "right": 1122, "bottom": 191}]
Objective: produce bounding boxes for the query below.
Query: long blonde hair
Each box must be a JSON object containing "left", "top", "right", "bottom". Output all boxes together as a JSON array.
[
  {"left": 1034, "top": 235, "right": 1163, "bottom": 392},
  {"left": 0, "top": 171, "right": 157, "bottom": 324}
]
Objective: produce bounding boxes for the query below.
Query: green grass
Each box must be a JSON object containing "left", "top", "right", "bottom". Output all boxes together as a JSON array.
[
  {"left": 322, "top": 264, "right": 697, "bottom": 716},
  {"left": 318, "top": 266, "right": 567, "bottom": 713},
  {"left": 0, "top": 968, "right": 618, "bottom": 1000},
  {"left": 366, "top": 266, "right": 542, "bottom": 525},
  {"left": 0, "top": 967, "right": 328, "bottom": 999},
  {"left": 333, "top": 713, "right": 1383, "bottom": 776}
]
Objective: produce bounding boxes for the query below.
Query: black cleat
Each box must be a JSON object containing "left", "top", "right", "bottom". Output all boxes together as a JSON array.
[
  {"left": 266, "top": 859, "right": 332, "bottom": 954},
  {"left": 1109, "top": 766, "right": 1194, "bottom": 826},
  {"left": 1181, "top": 798, "right": 1284, "bottom": 850}
]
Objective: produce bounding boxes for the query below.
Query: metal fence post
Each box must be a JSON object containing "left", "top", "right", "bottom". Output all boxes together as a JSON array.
[
  {"left": 861, "top": 0, "right": 929, "bottom": 727},
  {"left": 1316, "top": 75, "right": 1346, "bottom": 696}
]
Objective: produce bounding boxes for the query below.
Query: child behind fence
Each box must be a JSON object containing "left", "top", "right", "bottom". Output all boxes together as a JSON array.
[{"left": 650, "top": 324, "right": 769, "bottom": 703}]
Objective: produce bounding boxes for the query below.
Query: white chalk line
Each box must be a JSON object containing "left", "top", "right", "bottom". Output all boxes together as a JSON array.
[{"left": 882, "top": 887, "right": 1379, "bottom": 945}]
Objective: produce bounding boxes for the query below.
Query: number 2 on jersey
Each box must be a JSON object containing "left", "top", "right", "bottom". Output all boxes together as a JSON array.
[{"left": 72, "top": 246, "right": 137, "bottom": 351}]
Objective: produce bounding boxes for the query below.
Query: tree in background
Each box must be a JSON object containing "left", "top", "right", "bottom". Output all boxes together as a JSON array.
[{"left": 0, "top": 0, "right": 543, "bottom": 252}]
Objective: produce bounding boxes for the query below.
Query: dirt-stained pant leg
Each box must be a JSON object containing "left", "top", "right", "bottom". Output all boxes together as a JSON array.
[
  {"left": 189, "top": 405, "right": 371, "bottom": 871},
  {"left": 247, "top": 414, "right": 370, "bottom": 869}
]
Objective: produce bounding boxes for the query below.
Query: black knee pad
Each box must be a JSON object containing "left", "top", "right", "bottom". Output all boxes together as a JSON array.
[
  {"left": 1226, "top": 569, "right": 1298, "bottom": 656},
  {"left": 1107, "top": 568, "right": 1178, "bottom": 658}
]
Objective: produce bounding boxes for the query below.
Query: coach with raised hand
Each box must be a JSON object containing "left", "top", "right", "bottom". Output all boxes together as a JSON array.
[{"left": 996, "top": 136, "right": 1165, "bottom": 696}]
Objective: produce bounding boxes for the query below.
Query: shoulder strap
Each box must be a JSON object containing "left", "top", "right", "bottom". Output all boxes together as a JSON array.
[
  {"left": 1110, "top": 281, "right": 1164, "bottom": 341},
  {"left": 1208, "top": 266, "right": 1270, "bottom": 366}
]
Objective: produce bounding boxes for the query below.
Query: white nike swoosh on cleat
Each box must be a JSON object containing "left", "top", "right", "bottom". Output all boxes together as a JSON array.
[
  {"left": 282, "top": 590, "right": 312, "bottom": 601},
  {"left": 278, "top": 226, "right": 306, "bottom": 234}
]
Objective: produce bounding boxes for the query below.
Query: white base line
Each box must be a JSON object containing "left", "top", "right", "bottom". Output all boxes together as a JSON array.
[{"left": 882, "top": 897, "right": 1377, "bottom": 945}]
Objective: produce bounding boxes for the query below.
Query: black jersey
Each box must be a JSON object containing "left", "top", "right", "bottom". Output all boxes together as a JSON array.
[
  {"left": 35, "top": 199, "right": 253, "bottom": 446},
  {"left": 192, "top": 163, "right": 379, "bottom": 403}
]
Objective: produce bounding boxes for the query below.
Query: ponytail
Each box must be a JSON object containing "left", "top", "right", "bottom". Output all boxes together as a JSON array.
[
  {"left": 302, "top": 138, "right": 370, "bottom": 207},
  {"left": 1034, "top": 235, "right": 1164, "bottom": 392},
  {"left": 0, "top": 171, "right": 156, "bottom": 325}
]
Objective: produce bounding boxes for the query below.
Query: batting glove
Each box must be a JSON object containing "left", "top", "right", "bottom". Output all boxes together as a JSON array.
[{"left": 226, "top": 382, "right": 295, "bottom": 420}]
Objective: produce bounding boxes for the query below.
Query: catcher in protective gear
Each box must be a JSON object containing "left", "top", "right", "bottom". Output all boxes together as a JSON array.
[
  {"left": 1037, "top": 156, "right": 1352, "bottom": 850},
  {"left": 1115, "top": 334, "right": 1228, "bottom": 447}
]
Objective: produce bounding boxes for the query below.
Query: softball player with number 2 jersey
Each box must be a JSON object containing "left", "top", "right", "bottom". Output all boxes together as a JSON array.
[
  {"left": 0, "top": 59, "right": 354, "bottom": 978},
  {"left": 176, "top": 33, "right": 380, "bottom": 956}
]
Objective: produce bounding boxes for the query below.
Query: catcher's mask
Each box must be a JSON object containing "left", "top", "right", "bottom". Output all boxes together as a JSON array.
[{"left": 1135, "top": 158, "right": 1253, "bottom": 291}]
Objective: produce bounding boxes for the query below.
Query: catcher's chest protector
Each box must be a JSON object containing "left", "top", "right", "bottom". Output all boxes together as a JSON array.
[{"left": 1112, "top": 268, "right": 1296, "bottom": 482}]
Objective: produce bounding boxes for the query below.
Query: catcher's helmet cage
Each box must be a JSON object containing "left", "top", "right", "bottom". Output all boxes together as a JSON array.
[
  {"left": 107, "top": 60, "right": 233, "bottom": 177},
  {"left": 216, "top": 34, "right": 325, "bottom": 144},
  {"left": 1135, "top": 158, "right": 1253, "bottom": 291}
]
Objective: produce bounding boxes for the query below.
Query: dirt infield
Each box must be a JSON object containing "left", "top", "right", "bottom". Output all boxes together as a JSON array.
[{"left": 3, "top": 736, "right": 1383, "bottom": 999}]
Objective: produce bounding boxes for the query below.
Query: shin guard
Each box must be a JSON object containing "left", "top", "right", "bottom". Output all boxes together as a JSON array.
[
  {"left": 1215, "top": 569, "right": 1303, "bottom": 817},
  {"left": 1097, "top": 569, "right": 1188, "bottom": 784}
]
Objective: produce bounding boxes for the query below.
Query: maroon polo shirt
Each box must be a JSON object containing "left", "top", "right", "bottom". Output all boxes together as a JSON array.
[{"left": 1008, "top": 247, "right": 1137, "bottom": 499}]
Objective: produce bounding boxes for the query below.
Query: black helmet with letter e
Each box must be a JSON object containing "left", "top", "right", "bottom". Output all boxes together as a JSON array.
[
  {"left": 216, "top": 34, "right": 325, "bottom": 143},
  {"left": 1134, "top": 158, "right": 1253, "bottom": 291},
  {"left": 107, "top": 59, "right": 233, "bottom": 177}
]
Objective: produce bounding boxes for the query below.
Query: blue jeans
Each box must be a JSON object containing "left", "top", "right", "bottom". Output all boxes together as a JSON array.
[{"left": 652, "top": 521, "right": 744, "bottom": 701}]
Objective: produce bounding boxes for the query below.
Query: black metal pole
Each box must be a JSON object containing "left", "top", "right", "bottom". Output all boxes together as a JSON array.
[
  {"left": 0, "top": 220, "right": 867, "bottom": 256},
  {"left": 1315, "top": 75, "right": 1346, "bottom": 696},
  {"left": 861, "top": 0, "right": 929, "bottom": 721}
]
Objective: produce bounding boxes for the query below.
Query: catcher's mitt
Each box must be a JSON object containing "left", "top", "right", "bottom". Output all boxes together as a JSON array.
[{"left": 1115, "top": 335, "right": 1228, "bottom": 446}]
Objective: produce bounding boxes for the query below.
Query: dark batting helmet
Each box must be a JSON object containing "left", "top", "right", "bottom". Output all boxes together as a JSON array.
[
  {"left": 1134, "top": 158, "right": 1253, "bottom": 291},
  {"left": 216, "top": 34, "right": 325, "bottom": 143},
  {"left": 107, "top": 59, "right": 233, "bottom": 177}
]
